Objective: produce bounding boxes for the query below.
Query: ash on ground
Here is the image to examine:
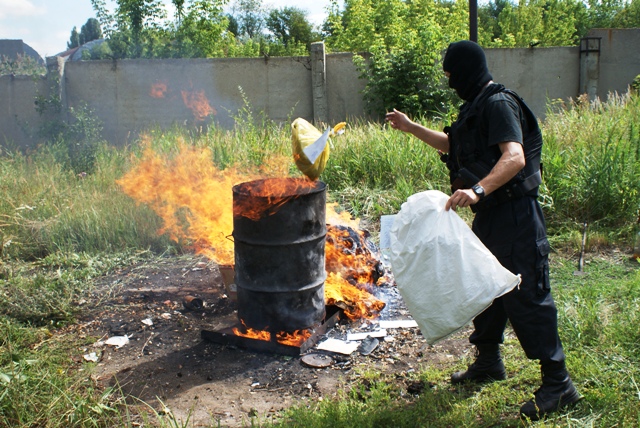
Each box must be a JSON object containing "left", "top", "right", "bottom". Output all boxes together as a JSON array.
[{"left": 71, "top": 253, "right": 472, "bottom": 427}]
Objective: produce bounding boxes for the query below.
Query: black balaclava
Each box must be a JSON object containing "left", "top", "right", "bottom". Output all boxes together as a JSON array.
[{"left": 442, "top": 40, "right": 493, "bottom": 102}]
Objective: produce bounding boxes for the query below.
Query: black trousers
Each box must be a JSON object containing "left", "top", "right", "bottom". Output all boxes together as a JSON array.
[{"left": 470, "top": 196, "right": 565, "bottom": 363}]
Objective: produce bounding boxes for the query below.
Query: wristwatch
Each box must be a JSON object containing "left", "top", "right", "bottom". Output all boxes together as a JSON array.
[{"left": 471, "top": 184, "right": 486, "bottom": 200}]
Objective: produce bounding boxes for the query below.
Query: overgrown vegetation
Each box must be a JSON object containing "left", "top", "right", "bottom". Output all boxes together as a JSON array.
[
  {"left": 58, "top": 0, "right": 640, "bottom": 117},
  {"left": 1, "top": 90, "right": 640, "bottom": 426},
  {"left": 276, "top": 258, "right": 640, "bottom": 428},
  {"left": 0, "top": 54, "right": 45, "bottom": 77}
]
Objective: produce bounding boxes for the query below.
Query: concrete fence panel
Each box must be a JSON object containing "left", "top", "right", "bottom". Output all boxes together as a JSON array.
[
  {"left": 1, "top": 30, "right": 639, "bottom": 149},
  {"left": 589, "top": 29, "right": 640, "bottom": 98},
  {"left": 0, "top": 74, "right": 47, "bottom": 149},
  {"left": 65, "top": 56, "right": 315, "bottom": 144},
  {"left": 486, "top": 46, "right": 580, "bottom": 115}
]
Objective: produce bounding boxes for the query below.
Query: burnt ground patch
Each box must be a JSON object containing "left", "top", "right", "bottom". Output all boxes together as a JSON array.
[{"left": 70, "top": 255, "right": 472, "bottom": 427}]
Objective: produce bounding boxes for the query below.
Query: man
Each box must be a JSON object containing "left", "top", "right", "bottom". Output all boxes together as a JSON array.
[{"left": 385, "top": 40, "right": 581, "bottom": 421}]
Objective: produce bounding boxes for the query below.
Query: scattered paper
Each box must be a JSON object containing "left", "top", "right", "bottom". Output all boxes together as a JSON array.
[
  {"left": 379, "top": 320, "right": 418, "bottom": 329},
  {"left": 141, "top": 318, "right": 153, "bottom": 326},
  {"left": 316, "top": 338, "right": 360, "bottom": 355},
  {"left": 105, "top": 335, "right": 130, "bottom": 349},
  {"left": 83, "top": 352, "right": 100, "bottom": 362},
  {"left": 346, "top": 329, "right": 387, "bottom": 341}
]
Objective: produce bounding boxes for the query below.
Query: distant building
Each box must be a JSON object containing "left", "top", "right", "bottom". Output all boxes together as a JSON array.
[{"left": 0, "top": 39, "right": 45, "bottom": 64}]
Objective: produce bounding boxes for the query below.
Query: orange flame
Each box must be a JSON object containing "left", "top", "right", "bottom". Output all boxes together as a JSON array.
[
  {"left": 150, "top": 81, "right": 168, "bottom": 98},
  {"left": 232, "top": 321, "right": 312, "bottom": 346},
  {"left": 117, "top": 142, "right": 388, "bottom": 322},
  {"left": 325, "top": 224, "right": 384, "bottom": 288},
  {"left": 326, "top": 202, "right": 360, "bottom": 229},
  {"left": 233, "top": 177, "right": 319, "bottom": 221},
  {"left": 233, "top": 322, "right": 271, "bottom": 341},
  {"left": 275, "top": 329, "right": 313, "bottom": 346},
  {"left": 116, "top": 140, "right": 256, "bottom": 265},
  {"left": 325, "top": 272, "right": 385, "bottom": 320},
  {"left": 181, "top": 89, "right": 216, "bottom": 121}
]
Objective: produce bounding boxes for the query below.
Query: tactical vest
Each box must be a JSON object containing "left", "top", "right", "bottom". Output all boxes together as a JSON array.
[{"left": 442, "top": 83, "right": 543, "bottom": 211}]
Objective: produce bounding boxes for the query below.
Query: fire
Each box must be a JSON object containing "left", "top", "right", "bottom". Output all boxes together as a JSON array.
[
  {"left": 117, "top": 144, "right": 302, "bottom": 266},
  {"left": 233, "top": 177, "right": 319, "bottom": 221},
  {"left": 116, "top": 140, "right": 256, "bottom": 265},
  {"left": 325, "top": 272, "right": 385, "bottom": 320},
  {"left": 275, "top": 329, "right": 313, "bottom": 346},
  {"left": 118, "top": 143, "right": 389, "bottom": 330},
  {"left": 232, "top": 321, "right": 312, "bottom": 346},
  {"left": 325, "top": 224, "right": 386, "bottom": 289},
  {"left": 181, "top": 89, "right": 216, "bottom": 121},
  {"left": 233, "top": 322, "right": 271, "bottom": 341},
  {"left": 326, "top": 202, "right": 360, "bottom": 229}
]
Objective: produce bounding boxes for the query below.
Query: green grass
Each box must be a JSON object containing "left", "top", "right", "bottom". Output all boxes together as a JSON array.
[
  {"left": 275, "top": 255, "right": 640, "bottom": 428},
  {"left": 1, "top": 91, "right": 640, "bottom": 426}
]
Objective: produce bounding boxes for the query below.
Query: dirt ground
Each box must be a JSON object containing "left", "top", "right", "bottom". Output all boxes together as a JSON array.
[{"left": 74, "top": 255, "right": 473, "bottom": 427}]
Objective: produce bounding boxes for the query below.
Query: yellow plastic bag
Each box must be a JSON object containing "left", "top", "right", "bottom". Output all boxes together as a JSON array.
[{"left": 291, "top": 118, "right": 345, "bottom": 180}]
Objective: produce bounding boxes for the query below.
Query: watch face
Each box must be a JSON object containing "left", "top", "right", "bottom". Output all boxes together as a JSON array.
[{"left": 473, "top": 185, "right": 484, "bottom": 198}]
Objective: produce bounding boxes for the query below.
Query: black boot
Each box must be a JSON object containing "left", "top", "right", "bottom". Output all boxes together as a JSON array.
[
  {"left": 451, "top": 344, "right": 507, "bottom": 384},
  {"left": 520, "top": 360, "right": 582, "bottom": 421}
]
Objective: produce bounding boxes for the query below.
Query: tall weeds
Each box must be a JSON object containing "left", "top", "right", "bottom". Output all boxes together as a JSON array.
[
  {"left": 1, "top": 90, "right": 640, "bottom": 427},
  {"left": 542, "top": 93, "right": 640, "bottom": 240},
  {"left": 2, "top": 91, "right": 640, "bottom": 261}
]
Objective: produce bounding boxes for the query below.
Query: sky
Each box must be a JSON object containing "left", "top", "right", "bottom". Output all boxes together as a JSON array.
[{"left": 0, "top": 0, "right": 336, "bottom": 59}]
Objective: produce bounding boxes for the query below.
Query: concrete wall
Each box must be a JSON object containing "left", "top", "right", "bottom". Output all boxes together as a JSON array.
[
  {"left": 64, "top": 56, "right": 314, "bottom": 143},
  {"left": 326, "top": 52, "right": 368, "bottom": 123},
  {"left": 1, "top": 30, "right": 639, "bottom": 149},
  {"left": 0, "top": 73, "right": 48, "bottom": 150},
  {"left": 485, "top": 46, "right": 580, "bottom": 115},
  {"left": 589, "top": 28, "right": 640, "bottom": 98}
]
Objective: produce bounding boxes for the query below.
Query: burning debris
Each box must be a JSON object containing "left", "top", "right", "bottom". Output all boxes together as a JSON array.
[{"left": 117, "top": 143, "right": 396, "bottom": 355}]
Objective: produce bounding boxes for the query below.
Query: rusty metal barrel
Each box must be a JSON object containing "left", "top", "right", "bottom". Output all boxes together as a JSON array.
[{"left": 232, "top": 178, "right": 326, "bottom": 332}]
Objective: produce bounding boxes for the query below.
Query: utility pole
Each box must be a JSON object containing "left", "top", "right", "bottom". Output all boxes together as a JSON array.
[{"left": 469, "top": 0, "right": 478, "bottom": 42}]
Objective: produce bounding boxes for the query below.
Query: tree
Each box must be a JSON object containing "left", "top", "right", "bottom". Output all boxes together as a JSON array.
[
  {"left": 324, "top": 0, "right": 467, "bottom": 116},
  {"left": 612, "top": 0, "right": 640, "bottom": 27},
  {"left": 477, "top": 0, "right": 590, "bottom": 47},
  {"left": 172, "top": 0, "right": 186, "bottom": 23},
  {"left": 91, "top": 0, "right": 167, "bottom": 58},
  {"left": 68, "top": 27, "right": 80, "bottom": 49},
  {"left": 80, "top": 18, "right": 103, "bottom": 44},
  {"left": 173, "top": 0, "right": 232, "bottom": 58},
  {"left": 586, "top": 0, "right": 626, "bottom": 28},
  {"left": 478, "top": 0, "right": 511, "bottom": 42},
  {"left": 265, "top": 7, "right": 315, "bottom": 48},
  {"left": 226, "top": 13, "right": 239, "bottom": 36},
  {"left": 230, "top": 0, "right": 265, "bottom": 38},
  {"left": 67, "top": 18, "right": 103, "bottom": 50}
]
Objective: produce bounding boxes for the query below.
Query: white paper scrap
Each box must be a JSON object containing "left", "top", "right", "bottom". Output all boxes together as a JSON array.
[
  {"left": 302, "top": 127, "right": 330, "bottom": 164},
  {"left": 316, "top": 338, "right": 360, "bottom": 355},
  {"left": 379, "top": 320, "right": 418, "bottom": 329},
  {"left": 346, "top": 329, "right": 387, "bottom": 341},
  {"left": 105, "top": 335, "right": 130, "bottom": 349},
  {"left": 83, "top": 352, "right": 100, "bottom": 362}
]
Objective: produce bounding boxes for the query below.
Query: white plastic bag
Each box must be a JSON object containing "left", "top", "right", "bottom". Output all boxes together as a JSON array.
[{"left": 389, "top": 190, "right": 521, "bottom": 344}]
